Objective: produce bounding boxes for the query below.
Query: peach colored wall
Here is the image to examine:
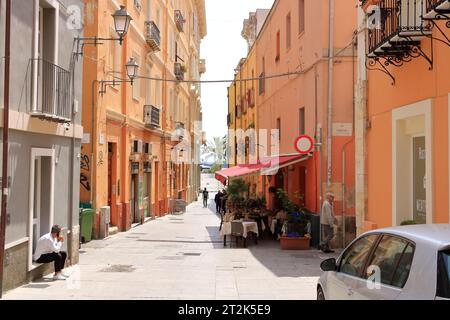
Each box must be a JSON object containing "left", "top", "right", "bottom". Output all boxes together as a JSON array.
[
  {"left": 364, "top": 0, "right": 450, "bottom": 227},
  {"left": 254, "top": 0, "right": 357, "bottom": 214}
]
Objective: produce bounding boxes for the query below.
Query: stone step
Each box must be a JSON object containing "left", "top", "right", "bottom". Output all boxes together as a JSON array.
[{"left": 108, "top": 226, "right": 119, "bottom": 236}]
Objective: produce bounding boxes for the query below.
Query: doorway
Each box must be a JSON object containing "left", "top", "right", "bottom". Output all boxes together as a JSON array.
[
  {"left": 413, "top": 136, "right": 426, "bottom": 224},
  {"left": 130, "top": 162, "right": 140, "bottom": 224},
  {"left": 143, "top": 162, "right": 152, "bottom": 219},
  {"left": 28, "top": 148, "right": 55, "bottom": 270}
]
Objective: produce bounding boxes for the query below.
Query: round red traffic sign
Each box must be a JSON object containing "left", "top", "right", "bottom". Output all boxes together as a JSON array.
[{"left": 295, "top": 135, "right": 314, "bottom": 154}]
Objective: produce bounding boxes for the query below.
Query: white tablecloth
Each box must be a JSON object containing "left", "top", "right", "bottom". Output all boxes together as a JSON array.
[{"left": 220, "top": 221, "right": 259, "bottom": 238}]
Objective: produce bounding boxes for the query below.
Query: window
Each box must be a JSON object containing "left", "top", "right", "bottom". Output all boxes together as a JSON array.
[
  {"left": 155, "top": 80, "right": 161, "bottom": 106},
  {"left": 339, "top": 234, "right": 379, "bottom": 278},
  {"left": 299, "top": 107, "right": 305, "bottom": 135},
  {"left": 276, "top": 30, "right": 281, "bottom": 62},
  {"left": 366, "top": 235, "right": 414, "bottom": 287},
  {"left": 286, "top": 13, "right": 291, "bottom": 50},
  {"left": 437, "top": 250, "right": 450, "bottom": 298},
  {"left": 145, "top": 66, "right": 152, "bottom": 105},
  {"left": 259, "top": 57, "right": 265, "bottom": 95},
  {"left": 277, "top": 118, "right": 281, "bottom": 139},
  {"left": 132, "top": 54, "right": 141, "bottom": 101},
  {"left": 299, "top": 0, "right": 305, "bottom": 34}
]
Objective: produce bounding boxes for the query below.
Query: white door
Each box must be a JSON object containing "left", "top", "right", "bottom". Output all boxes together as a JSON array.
[
  {"left": 326, "top": 234, "right": 380, "bottom": 300},
  {"left": 32, "top": 157, "right": 42, "bottom": 254}
]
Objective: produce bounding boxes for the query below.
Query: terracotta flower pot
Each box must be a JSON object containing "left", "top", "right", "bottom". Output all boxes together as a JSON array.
[{"left": 280, "top": 236, "right": 310, "bottom": 250}]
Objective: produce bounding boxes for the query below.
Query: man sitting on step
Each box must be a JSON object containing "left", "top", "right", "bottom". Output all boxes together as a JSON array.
[{"left": 34, "top": 225, "right": 69, "bottom": 281}]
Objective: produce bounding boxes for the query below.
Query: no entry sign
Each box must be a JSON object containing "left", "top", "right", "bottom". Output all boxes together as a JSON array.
[{"left": 295, "top": 135, "right": 314, "bottom": 154}]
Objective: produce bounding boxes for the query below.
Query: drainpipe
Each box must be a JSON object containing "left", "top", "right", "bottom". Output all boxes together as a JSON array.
[
  {"left": 341, "top": 33, "right": 357, "bottom": 248},
  {"left": 0, "top": 0, "right": 11, "bottom": 298},
  {"left": 327, "top": 0, "right": 335, "bottom": 188}
]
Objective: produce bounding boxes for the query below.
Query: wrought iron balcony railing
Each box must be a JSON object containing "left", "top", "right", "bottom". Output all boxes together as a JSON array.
[
  {"left": 424, "top": 0, "right": 450, "bottom": 19},
  {"left": 199, "top": 59, "right": 206, "bottom": 74},
  {"left": 174, "top": 62, "right": 185, "bottom": 81},
  {"left": 175, "top": 10, "right": 185, "bottom": 32},
  {"left": 144, "top": 105, "right": 160, "bottom": 128},
  {"left": 367, "top": 0, "right": 431, "bottom": 58},
  {"left": 30, "top": 58, "right": 71, "bottom": 123},
  {"left": 144, "top": 21, "right": 161, "bottom": 52}
]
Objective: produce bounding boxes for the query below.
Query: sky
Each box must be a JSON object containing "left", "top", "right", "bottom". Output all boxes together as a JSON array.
[{"left": 200, "top": 0, "right": 275, "bottom": 143}]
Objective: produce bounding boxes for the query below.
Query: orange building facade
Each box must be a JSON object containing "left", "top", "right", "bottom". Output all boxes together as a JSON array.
[
  {"left": 358, "top": 0, "right": 450, "bottom": 232},
  {"left": 228, "top": 0, "right": 358, "bottom": 246},
  {"left": 82, "top": 0, "right": 206, "bottom": 235}
]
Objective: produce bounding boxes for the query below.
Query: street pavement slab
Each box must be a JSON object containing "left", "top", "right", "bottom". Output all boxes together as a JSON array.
[{"left": 3, "top": 187, "right": 338, "bottom": 300}]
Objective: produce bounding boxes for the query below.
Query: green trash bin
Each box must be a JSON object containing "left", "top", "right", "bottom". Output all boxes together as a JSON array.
[{"left": 80, "top": 209, "right": 95, "bottom": 243}]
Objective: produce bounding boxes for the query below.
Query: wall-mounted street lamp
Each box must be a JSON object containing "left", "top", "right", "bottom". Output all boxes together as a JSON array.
[
  {"left": 112, "top": 6, "right": 133, "bottom": 44},
  {"left": 74, "top": 5, "right": 132, "bottom": 58},
  {"left": 99, "top": 58, "right": 140, "bottom": 95},
  {"left": 125, "top": 58, "right": 139, "bottom": 84}
]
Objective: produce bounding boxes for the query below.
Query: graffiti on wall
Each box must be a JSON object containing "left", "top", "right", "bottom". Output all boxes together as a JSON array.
[{"left": 80, "top": 154, "right": 91, "bottom": 191}]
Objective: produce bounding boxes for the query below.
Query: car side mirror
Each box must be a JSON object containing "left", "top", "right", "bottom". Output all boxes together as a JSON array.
[{"left": 320, "top": 258, "right": 337, "bottom": 272}]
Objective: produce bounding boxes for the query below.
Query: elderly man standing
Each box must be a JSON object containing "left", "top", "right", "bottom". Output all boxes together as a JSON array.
[{"left": 320, "top": 192, "right": 337, "bottom": 253}]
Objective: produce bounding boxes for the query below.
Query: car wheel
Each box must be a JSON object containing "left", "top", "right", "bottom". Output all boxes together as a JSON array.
[{"left": 317, "top": 286, "right": 325, "bottom": 300}]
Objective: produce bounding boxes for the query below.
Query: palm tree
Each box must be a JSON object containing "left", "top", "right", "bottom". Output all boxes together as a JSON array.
[{"left": 201, "top": 136, "right": 226, "bottom": 165}]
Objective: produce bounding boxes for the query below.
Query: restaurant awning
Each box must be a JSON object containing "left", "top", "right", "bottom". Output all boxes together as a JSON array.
[{"left": 215, "top": 154, "right": 311, "bottom": 185}]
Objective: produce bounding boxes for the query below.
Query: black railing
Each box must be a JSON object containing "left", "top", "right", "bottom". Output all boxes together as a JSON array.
[
  {"left": 144, "top": 105, "right": 160, "bottom": 128},
  {"left": 425, "top": 0, "right": 450, "bottom": 14},
  {"left": 175, "top": 10, "right": 185, "bottom": 32},
  {"left": 368, "top": 0, "right": 429, "bottom": 56},
  {"left": 174, "top": 62, "right": 185, "bottom": 81},
  {"left": 144, "top": 21, "right": 161, "bottom": 51},
  {"left": 31, "top": 58, "right": 71, "bottom": 122}
]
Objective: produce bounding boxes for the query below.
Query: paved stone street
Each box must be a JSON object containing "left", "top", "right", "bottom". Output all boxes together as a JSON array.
[{"left": 4, "top": 176, "right": 336, "bottom": 300}]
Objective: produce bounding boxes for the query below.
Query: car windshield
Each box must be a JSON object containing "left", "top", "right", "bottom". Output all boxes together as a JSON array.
[{"left": 437, "top": 250, "right": 450, "bottom": 299}]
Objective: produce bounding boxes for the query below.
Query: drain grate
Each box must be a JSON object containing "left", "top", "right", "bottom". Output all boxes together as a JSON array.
[
  {"left": 100, "top": 265, "right": 136, "bottom": 273},
  {"left": 182, "top": 252, "right": 202, "bottom": 256}
]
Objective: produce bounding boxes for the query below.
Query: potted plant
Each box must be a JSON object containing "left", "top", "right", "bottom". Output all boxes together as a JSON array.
[
  {"left": 276, "top": 189, "right": 311, "bottom": 250},
  {"left": 226, "top": 178, "right": 249, "bottom": 218}
]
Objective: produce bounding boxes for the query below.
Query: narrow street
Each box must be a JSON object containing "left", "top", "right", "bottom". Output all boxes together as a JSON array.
[{"left": 4, "top": 177, "right": 331, "bottom": 300}]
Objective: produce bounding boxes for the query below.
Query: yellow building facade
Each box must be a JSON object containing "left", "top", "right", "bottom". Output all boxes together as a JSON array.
[{"left": 82, "top": 0, "right": 206, "bottom": 234}]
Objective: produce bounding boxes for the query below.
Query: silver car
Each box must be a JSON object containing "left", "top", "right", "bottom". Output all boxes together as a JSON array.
[{"left": 317, "top": 224, "right": 450, "bottom": 300}]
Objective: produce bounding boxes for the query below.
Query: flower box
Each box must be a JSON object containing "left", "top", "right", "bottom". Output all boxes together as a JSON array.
[{"left": 280, "top": 236, "right": 310, "bottom": 250}]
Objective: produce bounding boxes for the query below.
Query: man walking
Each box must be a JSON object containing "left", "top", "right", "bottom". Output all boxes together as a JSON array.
[
  {"left": 202, "top": 188, "right": 209, "bottom": 208},
  {"left": 214, "top": 190, "right": 222, "bottom": 213},
  {"left": 320, "top": 192, "right": 337, "bottom": 253}
]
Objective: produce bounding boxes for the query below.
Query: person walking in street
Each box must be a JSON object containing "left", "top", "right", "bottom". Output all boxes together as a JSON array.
[
  {"left": 320, "top": 192, "right": 337, "bottom": 253},
  {"left": 202, "top": 188, "right": 209, "bottom": 208},
  {"left": 215, "top": 190, "right": 222, "bottom": 213},
  {"left": 34, "top": 225, "right": 69, "bottom": 281},
  {"left": 220, "top": 190, "right": 227, "bottom": 214}
]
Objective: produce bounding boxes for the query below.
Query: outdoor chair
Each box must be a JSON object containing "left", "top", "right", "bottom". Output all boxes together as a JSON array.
[{"left": 230, "top": 221, "right": 246, "bottom": 248}]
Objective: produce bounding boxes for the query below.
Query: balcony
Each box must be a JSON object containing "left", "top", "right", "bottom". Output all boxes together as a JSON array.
[
  {"left": 199, "top": 59, "right": 206, "bottom": 74},
  {"left": 423, "top": 0, "right": 450, "bottom": 19},
  {"left": 174, "top": 62, "right": 185, "bottom": 81},
  {"left": 367, "top": 0, "right": 431, "bottom": 58},
  {"left": 144, "top": 21, "right": 161, "bottom": 52},
  {"left": 144, "top": 105, "right": 160, "bottom": 128},
  {"left": 30, "top": 58, "right": 71, "bottom": 123},
  {"left": 174, "top": 10, "right": 185, "bottom": 32}
]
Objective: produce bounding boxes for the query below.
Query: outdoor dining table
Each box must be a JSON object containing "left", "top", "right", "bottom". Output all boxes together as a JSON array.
[{"left": 220, "top": 220, "right": 259, "bottom": 247}]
